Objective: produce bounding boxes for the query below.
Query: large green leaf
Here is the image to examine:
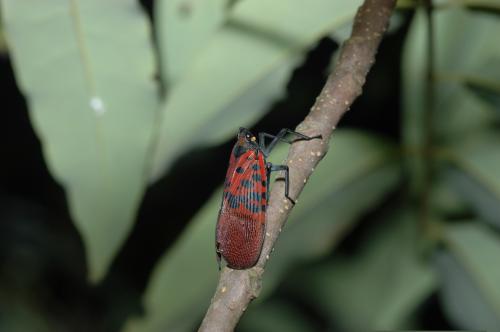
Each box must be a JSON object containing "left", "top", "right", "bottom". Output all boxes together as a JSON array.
[
  {"left": 149, "top": 0, "right": 363, "bottom": 181},
  {"left": 124, "top": 130, "right": 399, "bottom": 332},
  {"left": 1, "top": 0, "right": 159, "bottom": 282},
  {"left": 156, "top": 0, "right": 229, "bottom": 86},
  {"left": 289, "top": 209, "right": 437, "bottom": 331},
  {"left": 446, "top": 132, "right": 500, "bottom": 229},
  {"left": 435, "top": 222, "right": 500, "bottom": 330}
]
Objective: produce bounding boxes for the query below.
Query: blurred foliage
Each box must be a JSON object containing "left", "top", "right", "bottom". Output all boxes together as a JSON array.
[
  {"left": 0, "top": 1, "right": 499, "bottom": 332},
  {"left": 285, "top": 209, "right": 437, "bottom": 331}
]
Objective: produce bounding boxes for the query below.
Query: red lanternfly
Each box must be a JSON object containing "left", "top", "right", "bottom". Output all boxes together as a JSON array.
[{"left": 216, "top": 127, "right": 322, "bottom": 270}]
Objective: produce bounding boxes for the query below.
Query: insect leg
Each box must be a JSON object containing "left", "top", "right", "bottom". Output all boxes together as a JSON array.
[
  {"left": 259, "top": 129, "right": 322, "bottom": 156},
  {"left": 267, "top": 163, "right": 295, "bottom": 205}
]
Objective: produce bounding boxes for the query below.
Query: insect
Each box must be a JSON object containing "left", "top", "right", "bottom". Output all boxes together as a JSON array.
[{"left": 216, "top": 127, "right": 322, "bottom": 270}]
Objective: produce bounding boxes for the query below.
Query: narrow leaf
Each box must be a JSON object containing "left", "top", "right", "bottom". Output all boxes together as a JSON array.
[
  {"left": 401, "top": 8, "right": 427, "bottom": 194},
  {"left": 435, "top": 222, "right": 500, "bottom": 331},
  {"left": 463, "top": 58, "right": 500, "bottom": 112},
  {"left": 447, "top": 132, "right": 500, "bottom": 229}
]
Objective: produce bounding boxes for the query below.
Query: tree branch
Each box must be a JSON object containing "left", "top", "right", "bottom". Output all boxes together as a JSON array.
[{"left": 198, "top": 1, "right": 396, "bottom": 330}]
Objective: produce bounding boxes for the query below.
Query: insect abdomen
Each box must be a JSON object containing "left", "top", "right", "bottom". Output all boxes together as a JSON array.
[{"left": 216, "top": 212, "right": 264, "bottom": 269}]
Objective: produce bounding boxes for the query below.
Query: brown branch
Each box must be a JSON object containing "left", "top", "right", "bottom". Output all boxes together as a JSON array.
[{"left": 198, "top": 1, "right": 396, "bottom": 331}]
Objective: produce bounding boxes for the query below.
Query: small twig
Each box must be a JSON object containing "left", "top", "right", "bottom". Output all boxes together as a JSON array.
[{"left": 198, "top": 1, "right": 396, "bottom": 331}]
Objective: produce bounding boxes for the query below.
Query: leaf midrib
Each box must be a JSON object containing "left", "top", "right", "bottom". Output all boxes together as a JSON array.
[{"left": 68, "top": 0, "right": 109, "bottom": 182}]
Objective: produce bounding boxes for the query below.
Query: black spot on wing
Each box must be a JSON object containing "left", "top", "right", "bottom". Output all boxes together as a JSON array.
[{"left": 236, "top": 167, "right": 244, "bottom": 174}]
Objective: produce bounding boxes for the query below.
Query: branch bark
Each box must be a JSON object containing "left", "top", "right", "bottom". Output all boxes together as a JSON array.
[{"left": 199, "top": 0, "right": 396, "bottom": 330}]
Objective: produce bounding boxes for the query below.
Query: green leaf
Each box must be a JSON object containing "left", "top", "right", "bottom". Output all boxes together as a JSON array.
[
  {"left": 463, "top": 58, "right": 500, "bottom": 112},
  {"left": 1, "top": 0, "right": 159, "bottom": 282},
  {"left": 427, "top": 8, "right": 500, "bottom": 139},
  {"left": 0, "top": 15, "right": 7, "bottom": 54},
  {"left": 289, "top": 209, "right": 437, "bottom": 331},
  {"left": 401, "top": 8, "right": 427, "bottom": 194},
  {"left": 402, "top": 8, "right": 500, "bottom": 194},
  {"left": 446, "top": 132, "right": 500, "bottom": 229},
  {"left": 149, "top": 0, "right": 363, "bottom": 181},
  {"left": 466, "top": 79, "right": 500, "bottom": 110},
  {"left": 156, "top": 0, "right": 229, "bottom": 86},
  {"left": 463, "top": 0, "right": 500, "bottom": 16},
  {"left": 124, "top": 129, "right": 399, "bottom": 332},
  {"left": 435, "top": 222, "right": 500, "bottom": 330},
  {"left": 430, "top": 171, "right": 468, "bottom": 218}
]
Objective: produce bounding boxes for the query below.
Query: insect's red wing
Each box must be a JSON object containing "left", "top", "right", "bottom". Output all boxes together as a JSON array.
[{"left": 216, "top": 149, "right": 268, "bottom": 269}]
